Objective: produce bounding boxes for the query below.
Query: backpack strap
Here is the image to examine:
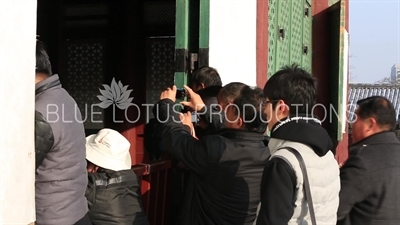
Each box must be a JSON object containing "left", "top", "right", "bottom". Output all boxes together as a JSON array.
[{"left": 277, "top": 146, "right": 317, "bottom": 225}]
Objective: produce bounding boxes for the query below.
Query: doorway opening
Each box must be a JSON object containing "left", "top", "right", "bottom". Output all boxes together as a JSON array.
[{"left": 37, "top": 0, "right": 185, "bottom": 163}]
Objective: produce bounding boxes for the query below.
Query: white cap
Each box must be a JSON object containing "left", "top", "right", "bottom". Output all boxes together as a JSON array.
[{"left": 85, "top": 128, "right": 132, "bottom": 171}]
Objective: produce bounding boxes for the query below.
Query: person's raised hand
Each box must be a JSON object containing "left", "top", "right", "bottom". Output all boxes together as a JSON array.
[
  {"left": 179, "top": 111, "right": 192, "bottom": 127},
  {"left": 180, "top": 85, "right": 205, "bottom": 111},
  {"left": 160, "top": 85, "right": 177, "bottom": 102},
  {"left": 179, "top": 111, "right": 196, "bottom": 138}
]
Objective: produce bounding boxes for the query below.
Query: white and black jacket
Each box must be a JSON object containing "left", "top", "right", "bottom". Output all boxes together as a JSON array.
[{"left": 256, "top": 116, "right": 340, "bottom": 225}]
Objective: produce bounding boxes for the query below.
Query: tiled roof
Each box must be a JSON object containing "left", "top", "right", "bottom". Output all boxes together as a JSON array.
[{"left": 348, "top": 84, "right": 400, "bottom": 122}]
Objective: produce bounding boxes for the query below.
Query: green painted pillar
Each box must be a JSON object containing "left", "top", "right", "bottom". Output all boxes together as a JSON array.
[
  {"left": 175, "top": 0, "right": 190, "bottom": 89},
  {"left": 199, "top": 0, "right": 210, "bottom": 67}
]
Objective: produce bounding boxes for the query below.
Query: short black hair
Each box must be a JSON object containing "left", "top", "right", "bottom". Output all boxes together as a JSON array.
[
  {"left": 264, "top": 64, "right": 316, "bottom": 114},
  {"left": 356, "top": 96, "right": 396, "bottom": 131},
  {"left": 191, "top": 66, "right": 222, "bottom": 88},
  {"left": 36, "top": 40, "right": 52, "bottom": 76},
  {"left": 232, "top": 86, "right": 267, "bottom": 133},
  {"left": 197, "top": 85, "right": 223, "bottom": 102},
  {"left": 218, "top": 82, "right": 247, "bottom": 103}
]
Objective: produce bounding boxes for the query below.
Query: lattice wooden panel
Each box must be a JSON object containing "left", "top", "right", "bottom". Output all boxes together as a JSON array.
[
  {"left": 267, "top": 0, "right": 277, "bottom": 77},
  {"left": 268, "top": 0, "right": 313, "bottom": 77},
  {"left": 275, "top": 0, "right": 291, "bottom": 70},
  {"left": 302, "top": 0, "right": 313, "bottom": 72},
  {"left": 65, "top": 4, "right": 109, "bottom": 17},
  {"left": 290, "top": 0, "right": 304, "bottom": 66},
  {"left": 64, "top": 39, "right": 105, "bottom": 129},
  {"left": 64, "top": 19, "right": 109, "bottom": 27},
  {"left": 63, "top": 4, "right": 110, "bottom": 27},
  {"left": 144, "top": 1, "right": 176, "bottom": 25},
  {"left": 146, "top": 38, "right": 175, "bottom": 119}
]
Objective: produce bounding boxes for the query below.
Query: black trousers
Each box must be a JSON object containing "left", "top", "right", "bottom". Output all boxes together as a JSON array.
[{"left": 74, "top": 213, "right": 92, "bottom": 225}]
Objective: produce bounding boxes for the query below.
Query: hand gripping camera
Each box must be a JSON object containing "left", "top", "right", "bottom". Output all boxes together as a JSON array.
[
  {"left": 176, "top": 88, "right": 199, "bottom": 123},
  {"left": 175, "top": 88, "right": 187, "bottom": 100}
]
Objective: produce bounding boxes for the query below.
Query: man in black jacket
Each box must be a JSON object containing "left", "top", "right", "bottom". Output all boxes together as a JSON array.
[
  {"left": 169, "top": 67, "right": 225, "bottom": 224},
  {"left": 187, "top": 66, "right": 224, "bottom": 138},
  {"left": 171, "top": 81, "right": 249, "bottom": 224},
  {"left": 155, "top": 84, "right": 270, "bottom": 225},
  {"left": 337, "top": 96, "right": 400, "bottom": 225},
  {"left": 85, "top": 128, "right": 149, "bottom": 225},
  {"left": 190, "top": 66, "right": 222, "bottom": 93},
  {"left": 185, "top": 82, "right": 248, "bottom": 139}
]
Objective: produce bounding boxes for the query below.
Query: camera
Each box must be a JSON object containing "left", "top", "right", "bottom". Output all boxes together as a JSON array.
[
  {"left": 176, "top": 88, "right": 187, "bottom": 100},
  {"left": 191, "top": 112, "right": 199, "bottom": 123},
  {"left": 181, "top": 107, "right": 199, "bottom": 123}
]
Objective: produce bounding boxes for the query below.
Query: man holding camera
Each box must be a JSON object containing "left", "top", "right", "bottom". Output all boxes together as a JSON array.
[
  {"left": 186, "top": 66, "right": 224, "bottom": 139},
  {"left": 154, "top": 84, "right": 270, "bottom": 225}
]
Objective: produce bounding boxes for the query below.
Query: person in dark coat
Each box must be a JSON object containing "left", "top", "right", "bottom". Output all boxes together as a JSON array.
[
  {"left": 337, "top": 96, "right": 400, "bottom": 225},
  {"left": 191, "top": 82, "right": 251, "bottom": 139},
  {"left": 85, "top": 129, "right": 149, "bottom": 225},
  {"left": 193, "top": 85, "right": 224, "bottom": 138},
  {"left": 169, "top": 66, "right": 225, "bottom": 224},
  {"left": 155, "top": 84, "right": 270, "bottom": 225},
  {"left": 190, "top": 66, "right": 222, "bottom": 92},
  {"left": 189, "top": 66, "right": 225, "bottom": 139}
]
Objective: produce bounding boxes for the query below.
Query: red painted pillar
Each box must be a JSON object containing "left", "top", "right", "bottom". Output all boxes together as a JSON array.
[{"left": 256, "top": 0, "right": 269, "bottom": 88}]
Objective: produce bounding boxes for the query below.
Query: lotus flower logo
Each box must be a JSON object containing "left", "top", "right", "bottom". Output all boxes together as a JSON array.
[{"left": 97, "top": 78, "right": 134, "bottom": 110}]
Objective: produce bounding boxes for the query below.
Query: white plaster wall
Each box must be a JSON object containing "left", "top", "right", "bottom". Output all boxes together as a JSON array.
[
  {"left": 0, "top": 0, "right": 37, "bottom": 224},
  {"left": 209, "top": 0, "right": 257, "bottom": 86}
]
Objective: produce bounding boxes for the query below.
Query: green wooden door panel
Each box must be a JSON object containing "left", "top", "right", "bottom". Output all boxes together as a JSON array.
[
  {"left": 289, "top": 0, "right": 304, "bottom": 66},
  {"left": 268, "top": 0, "right": 313, "bottom": 77},
  {"left": 328, "top": 0, "right": 346, "bottom": 141},
  {"left": 275, "top": 0, "right": 291, "bottom": 70},
  {"left": 302, "top": 0, "right": 312, "bottom": 72},
  {"left": 329, "top": 0, "right": 340, "bottom": 6},
  {"left": 336, "top": 0, "right": 347, "bottom": 141},
  {"left": 267, "top": 0, "right": 278, "bottom": 78}
]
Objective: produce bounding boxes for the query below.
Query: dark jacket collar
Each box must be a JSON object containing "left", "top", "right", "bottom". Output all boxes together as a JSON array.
[
  {"left": 271, "top": 115, "right": 333, "bottom": 156},
  {"left": 351, "top": 131, "right": 400, "bottom": 148},
  {"left": 217, "top": 128, "right": 265, "bottom": 142},
  {"left": 35, "top": 74, "right": 61, "bottom": 95}
]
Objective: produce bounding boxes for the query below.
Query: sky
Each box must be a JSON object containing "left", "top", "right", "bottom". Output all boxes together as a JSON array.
[{"left": 350, "top": 0, "right": 400, "bottom": 83}]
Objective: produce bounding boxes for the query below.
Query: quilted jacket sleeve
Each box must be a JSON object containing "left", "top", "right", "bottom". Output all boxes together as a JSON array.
[{"left": 35, "top": 110, "right": 54, "bottom": 169}]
